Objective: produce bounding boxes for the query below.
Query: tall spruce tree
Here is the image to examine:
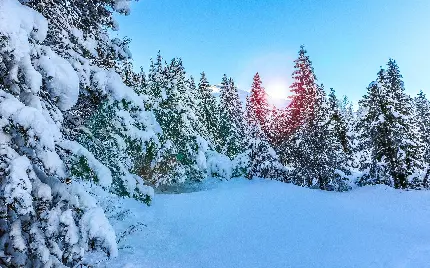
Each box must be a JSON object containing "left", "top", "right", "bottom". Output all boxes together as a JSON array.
[
  {"left": 247, "top": 73, "right": 270, "bottom": 131},
  {"left": 245, "top": 97, "right": 288, "bottom": 181},
  {"left": 415, "top": 91, "right": 430, "bottom": 187},
  {"left": 282, "top": 45, "right": 318, "bottom": 141},
  {"left": 278, "top": 48, "right": 349, "bottom": 190},
  {"left": 150, "top": 58, "right": 209, "bottom": 183},
  {"left": 357, "top": 60, "right": 424, "bottom": 188},
  {"left": 328, "top": 88, "right": 349, "bottom": 154},
  {"left": 218, "top": 75, "right": 246, "bottom": 158},
  {"left": 198, "top": 72, "right": 219, "bottom": 148}
]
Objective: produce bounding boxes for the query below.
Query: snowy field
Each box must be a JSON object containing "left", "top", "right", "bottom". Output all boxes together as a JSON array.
[{"left": 92, "top": 179, "right": 430, "bottom": 268}]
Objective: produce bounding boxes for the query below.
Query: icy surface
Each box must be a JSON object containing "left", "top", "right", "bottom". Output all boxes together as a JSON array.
[{"left": 96, "top": 179, "right": 430, "bottom": 268}]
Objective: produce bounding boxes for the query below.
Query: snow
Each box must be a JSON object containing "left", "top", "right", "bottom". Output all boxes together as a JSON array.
[
  {"left": 36, "top": 47, "right": 80, "bottom": 111},
  {"left": 0, "top": 0, "right": 47, "bottom": 50},
  {"left": 95, "top": 179, "right": 430, "bottom": 268},
  {"left": 0, "top": 0, "right": 47, "bottom": 95},
  {"left": 60, "top": 209, "right": 80, "bottom": 245},
  {"left": 206, "top": 150, "right": 232, "bottom": 179},
  {"left": 59, "top": 140, "right": 113, "bottom": 188},
  {"left": 4, "top": 154, "right": 33, "bottom": 216},
  {"left": 10, "top": 220, "right": 26, "bottom": 252},
  {"left": 80, "top": 207, "right": 118, "bottom": 258}
]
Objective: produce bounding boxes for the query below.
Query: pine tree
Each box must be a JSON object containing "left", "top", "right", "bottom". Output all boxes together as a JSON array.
[
  {"left": 0, "top": 0, "right": 134, "bottom": 265},
  {"left": 147, "top": 51, "right": 167, "bottom": 108},
  {"left": 151, "top": 58, "right": 209, "bottom": 183},
  {"left": 357, "top": 60, "right": 424, "bottom": 188},
  {"left": 218, "top": 75, "right": 246, "bottom": 158},
  {"left": 415, "top": 91, "right": 430, "bottom": 186},
  {"left": 245, "top": 98, "right": 288, "bottom": 181},
  {"left": 184, "top": 75, "right": 207, "bottom": 140},
  {"left": 198, "top": 72, "right": 219, "bottom": 148},
  {"left": 281, "top": 45, "right": 318, "bottom": 142},
  {"left": 357, "top": 69, "right": 395, "bottom": 186},
  {"left": 119, "top": 60, "right": 140, "bottom": 88},
  {"left": 276, "top": 47, "right": 348, "bottom": 190},
  {"left": 339, "top": 96, "right": 360, "bottom": 171},
  {"left": 247, "top": 73, "right": 270, "bottom": 131},
  {"left": 328, "top": 88, "right": 349, "bottom": 154},
  {"left": 285, "top": 84, "right": 349, "bottom": 190}
]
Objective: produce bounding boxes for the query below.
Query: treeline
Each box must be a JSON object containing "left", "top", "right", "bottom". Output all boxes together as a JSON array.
[
  {"left": 117, "top": 46, "right": 430, "bottom": 191},
  {"left": 116, "top": 53, "right": 287, "bottom": 184}
]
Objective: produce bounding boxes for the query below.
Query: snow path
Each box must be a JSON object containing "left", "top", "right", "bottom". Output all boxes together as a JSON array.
[{"left": 101, "top": 179, "right": 430, "bottom": 268}]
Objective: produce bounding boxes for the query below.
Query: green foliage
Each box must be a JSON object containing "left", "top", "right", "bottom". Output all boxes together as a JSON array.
[{"left": 70, "top": 156, "right": 99, "bottom": 183}]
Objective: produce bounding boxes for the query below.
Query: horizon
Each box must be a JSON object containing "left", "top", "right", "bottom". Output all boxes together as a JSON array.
[{"left": 115, "top": 0, "right": 430, "bottom": 103}]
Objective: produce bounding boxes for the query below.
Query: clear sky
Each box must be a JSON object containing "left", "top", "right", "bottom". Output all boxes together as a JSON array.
[{"left": 115, "top": 0, "right": 430, "bottom": 103}]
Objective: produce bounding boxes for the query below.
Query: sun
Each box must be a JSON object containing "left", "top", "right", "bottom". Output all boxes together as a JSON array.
[{"left": 265, "top": 80, "right": 289, "bottom": 100}]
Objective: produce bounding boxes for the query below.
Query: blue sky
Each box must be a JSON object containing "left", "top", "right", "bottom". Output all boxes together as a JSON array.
[{"left": 115, "top": 0, "right": 430, "bottom": 103}]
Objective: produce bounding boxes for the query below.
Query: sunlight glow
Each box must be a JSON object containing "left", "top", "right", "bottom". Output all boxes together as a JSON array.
[{"left": 266, "top": 80, "right": 289, "bottom": 100}]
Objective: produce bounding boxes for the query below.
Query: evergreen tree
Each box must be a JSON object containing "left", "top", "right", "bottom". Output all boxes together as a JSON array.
[
  {"left": 245, "top": 99, "right": 288, "bottom": 181},
  {"left": 151, "top": 58, "right": 209, "bottom": 183},
  {"left": 357, "top": 60, "right": 424, "bottom": 188},
  {"left": 328, "top": 88, "right": 349, "bottom": 154},
  {"left": 415, "top": 91, "right": 430, "bottom": 186},
  {"left": 0, "top": 0, "right": 135, "bottom": 265},
  {"left": 119, "top": 60, "right": 140, "bottom": 89},
  {"left": 147, "top": 51, "right": 167, "bottom": 108},
  {"left": 198, "top": 72, "right": 219, "bottom": 148},
  {"left": 218, "top": 75, "right": 246, "bottom": 158},
  {"left": 278, "top": 45, "right": 318, "bottom": 143},
  {"left": 339, "top": 96, "right": 360, "bottom": 171},
  {"left": 247, "top": 73, "right": 270, "bottom": 131},
  {"left": 284, "top": 84, "right": 349, "bottom": 190},
  {"left": 276, "top": 47, "right": 349, "bottom": 190},
  {"left": 184, "top": 75, "right": 207, "bottom": 140}
]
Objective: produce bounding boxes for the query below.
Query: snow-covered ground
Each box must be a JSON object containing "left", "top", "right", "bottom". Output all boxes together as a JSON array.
[{"left": 92, "top": 178, "right": 430, "bottom": 268}]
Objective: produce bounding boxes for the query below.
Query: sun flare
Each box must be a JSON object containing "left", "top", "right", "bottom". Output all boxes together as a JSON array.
[{"left": 266, "top": 80, "right": 289, "bottom": 100}]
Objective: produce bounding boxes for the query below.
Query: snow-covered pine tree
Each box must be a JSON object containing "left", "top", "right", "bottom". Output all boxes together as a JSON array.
[
  {"left": 286, "top": 84, "right": 349, "bottom": 190},
  {"left": 72, "top": 96, "right": 159, "bottom": 204},
  {"left": 385, "top": 59, "right": 424, "bottom": 188},
  {"left": 198, "top": 72, "right": 220, "bottom": 148},
  {"left": 328, "top": 88, "right": 349, "bottom": 154},
  {"left": 119, "top": 60, "right": 140, "bottom": 89},
  {"left": 184, "top": 75, "right": 208, "bottom": 141},
  {"left": 276, "top": 47, "right": 349, "bottom": 190},
  {"left": 415, "top": 91, "right": 430, "bottom": 187},
  {"left": 0, "top": 0, "right": 134, "bottom": 266},
  {"left": 218, "top": 75, "right": 246, "bottom": 158},
  {"left": 281, "top": 45, "right": 318, "bottom": 142},
  {"left": 135, "top": 67, "right": 148, "bottom": 96},
  {"left": 337, "top": 95, "right": 360, "bottom": 172},
  {"left": 245, "top": 97, "right": 288, "bottom": 181},
  {"left": 146, "top": 51, "right": 167, "bottom": 109},
  {"left": 247, "top": 73, "right": 270, "bottom": 132},
  {"left": 23, "top": 0, "right": 134, "bottom": 138},
  {"left": 357, "top": 60, "right": 424, "bottom": 189},
  {"left": 151, "top": 58, "right": 209, "bottom": 184},
  {"left": 277, "top": 46, "right": 318, "bottom": 166},
  {"left": 356, "top": 70, "right": 392, "bottom": 186},
  {"left": 24, "top": 0, "right": 132, "bottom": 69}
]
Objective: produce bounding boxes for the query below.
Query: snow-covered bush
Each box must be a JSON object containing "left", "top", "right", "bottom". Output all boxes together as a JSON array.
[{"left": 206, "top": 151, "right": 233, "bottom": 180}]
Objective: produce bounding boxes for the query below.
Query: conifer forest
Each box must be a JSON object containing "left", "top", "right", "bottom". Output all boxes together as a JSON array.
[{"left": 1, "top": 0, "right": 430, "bottom": 267}]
